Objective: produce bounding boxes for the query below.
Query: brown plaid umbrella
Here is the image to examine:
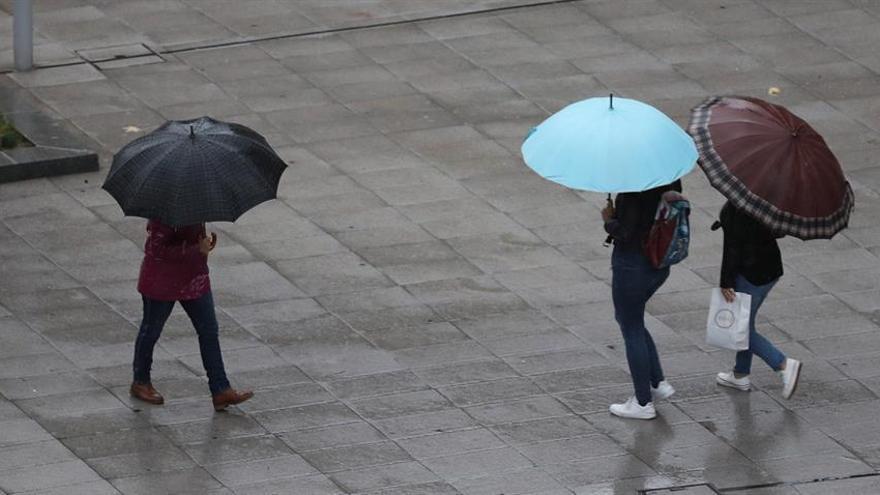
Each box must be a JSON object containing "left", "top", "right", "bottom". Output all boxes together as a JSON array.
[{"left": 688, "top": 96, "right": 854, "bottom": 240}]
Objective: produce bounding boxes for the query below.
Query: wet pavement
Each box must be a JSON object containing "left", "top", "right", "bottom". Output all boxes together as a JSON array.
[{"left": 2, "top": 0, "right": 880, "bottom": 493}]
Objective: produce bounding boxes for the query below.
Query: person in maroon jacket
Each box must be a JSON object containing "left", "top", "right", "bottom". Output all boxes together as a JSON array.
[{"left": 131, "top": 219, "right": 253, "bottom": 411}]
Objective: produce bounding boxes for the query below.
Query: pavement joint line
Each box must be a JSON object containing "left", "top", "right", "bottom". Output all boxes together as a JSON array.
[
  {"left": 715, "top": 481, "right": 783, "bottom": 493},
  {"left": 640, "top": 482, "right": 721, "bottom": 493},
  {"left": 0, "top": 0, "right": 585, "bottom": 75},
  {"left": 85, "top": 43, "right": 165, "bottom": 68},
  {"left": 711, "top": 471, "right": 880, "bottom": 492},
  {"left": 787, "top": 470, "right": 880, "bottom": 487}
]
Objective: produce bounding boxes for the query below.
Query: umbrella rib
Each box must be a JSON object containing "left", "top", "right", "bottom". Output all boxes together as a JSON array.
[
  {"left": 114, "top": 141, "right": 183, "bottom": 210},
  {"left": 207, "top": 147, "right": 245, "bottom": 222},
  {"left": 141, "top": 142, "right": 192, "bottom": 226},
  {"left": 227, "top": 132, "right": 285, "bottom": 171},
  {"left": 718, "top": 139, "right": 780, "bottom": 168},
  {"left": 225, "top": 126, "right": 279, "bottom": 157},
  {"left": 709, "top": 116, "right": 783, "bottom": 132},
  {"left": 711, "top": 132, "right": 786, "bottom": 151},
  {"left": 104, "top": 132, "right": 176, "bottom": 185},
  {"left": 202, "top": 137, "right": 277, "bottom": 193},
  {"left": 181, "top": 141, "right": 209, "bottom": 225},
  {"left": 203, "top": 122, "right": 280, "bottom": 161},
  {"left": 198, "top": 141, "right": 239, "bottom": 224}
]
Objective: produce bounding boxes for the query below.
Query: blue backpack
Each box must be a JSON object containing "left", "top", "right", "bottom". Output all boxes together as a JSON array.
[{"left": 643, "top": 191, "right": 690, "bottom": 269}]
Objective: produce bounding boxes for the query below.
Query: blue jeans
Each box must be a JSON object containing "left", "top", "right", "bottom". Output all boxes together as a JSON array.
[
  {"left": 612, "top": 248, "right": 670, "bottom": 406},
  {"left": 733, "top": 275, "right": 785, "bottom": 375},
  {"left": 132, "top": 291, "right": 230, "bottom": 395}
]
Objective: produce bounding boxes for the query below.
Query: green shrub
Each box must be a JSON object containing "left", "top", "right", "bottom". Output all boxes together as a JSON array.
[{"left": 0, "top": 116, "right": 26, "bottom": 149}]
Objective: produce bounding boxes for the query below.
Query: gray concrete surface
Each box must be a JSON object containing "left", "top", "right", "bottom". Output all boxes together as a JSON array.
[{"left": 2, "top": 0, "right": 880, "bottom": 493}]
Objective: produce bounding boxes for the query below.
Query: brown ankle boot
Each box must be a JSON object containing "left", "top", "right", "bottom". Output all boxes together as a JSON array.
[
  {"left": 130, "top": 382, "right": 164, "bottom": 405},
  {"left": 212, "top": 388, "right": 254, "bottom": 411}
]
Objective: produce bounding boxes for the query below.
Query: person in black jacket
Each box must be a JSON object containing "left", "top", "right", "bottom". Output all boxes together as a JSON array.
[
  {"left": 713, "top": 202, "right": 802, "bottom": 399},
  {"left": 602, "top": 180, "right": 680, "bottom": 420}
]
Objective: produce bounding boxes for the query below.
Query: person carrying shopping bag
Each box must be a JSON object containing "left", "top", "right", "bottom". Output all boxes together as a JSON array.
[
  {"left": 713, "top": 202, "right": 800, "bottom": 398},
  {"left": 688, "top": 96, "right": 856, "bottom": 400}
]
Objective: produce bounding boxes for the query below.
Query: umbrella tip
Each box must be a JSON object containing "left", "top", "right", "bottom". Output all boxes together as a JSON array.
[
  {"left": 189, "top": 125, "right": 195, "bottom": 140},
  {"left": 609, "top": 93, "right": 613, "bottom": 110}
]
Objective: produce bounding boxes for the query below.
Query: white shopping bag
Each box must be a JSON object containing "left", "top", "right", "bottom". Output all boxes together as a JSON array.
[{"left": 705, "top": 288, "right": 751, "bottom": 350}]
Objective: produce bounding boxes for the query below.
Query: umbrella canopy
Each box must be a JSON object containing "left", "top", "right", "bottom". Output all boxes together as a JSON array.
[
  {"left": 521, "top": 96, "right": 697, "bottom": 193},
  {"left": 103, "top": 116, "right": 287, "bottom": 227},
  {"left": 688, "top": 96, "right": 854, "bottom": 239}
]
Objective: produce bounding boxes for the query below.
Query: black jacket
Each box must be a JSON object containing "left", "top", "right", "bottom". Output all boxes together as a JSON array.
[
  {"left": 717, "top": 202, "right": 783, "bottom": 288},
  {"left": 604, "top": 180, "right": 682, "bottom": 253}
]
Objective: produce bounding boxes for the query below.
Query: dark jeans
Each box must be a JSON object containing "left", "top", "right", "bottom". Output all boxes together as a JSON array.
[
  {"left": 733, "top": 275, "right": 785, "bottom": 375},
  {"left": 612, "top": 247, "right": 670, "bottom": 406},
  {"left": 132, "top": 291, "right": 230, "bottom": 395}
]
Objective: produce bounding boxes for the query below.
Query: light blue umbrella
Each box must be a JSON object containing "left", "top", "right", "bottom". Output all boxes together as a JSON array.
[{"left": 521, "top": 95, "right": 697, "bottom": 193}]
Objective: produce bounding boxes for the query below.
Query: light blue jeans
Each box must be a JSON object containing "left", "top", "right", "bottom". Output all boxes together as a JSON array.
[{"left": 733, "top": 275, "right": 785, "bottom": 375}]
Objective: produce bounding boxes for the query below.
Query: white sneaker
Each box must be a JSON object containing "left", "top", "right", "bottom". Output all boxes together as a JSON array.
[
  {"left": 652, "top": 381, "right": 675, "bottom": 401},
  {"left": 609, "top": 396, "right": 656, "bottom": 420},
  {"left": 716, "top": 371, "right": 751, "bottom": 391},
  {"left": 780, "top": 358, "right": 802, "bottom": 399}
]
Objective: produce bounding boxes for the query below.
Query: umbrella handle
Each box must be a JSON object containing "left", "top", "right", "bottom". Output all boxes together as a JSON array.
[{"left": 603, "top": 193, "right": 613, "bottom": 247}]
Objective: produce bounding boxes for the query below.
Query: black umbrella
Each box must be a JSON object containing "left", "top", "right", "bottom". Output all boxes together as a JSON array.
[{"left": 102, "top": 116, "right": 287, "bottom": 227}]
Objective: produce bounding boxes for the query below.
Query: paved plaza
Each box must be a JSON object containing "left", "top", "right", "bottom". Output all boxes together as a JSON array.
[{"left": 2, "top": 0, "right": 880, "bottom": 493}]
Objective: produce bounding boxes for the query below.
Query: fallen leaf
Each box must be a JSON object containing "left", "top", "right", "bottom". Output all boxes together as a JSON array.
[
  {"left": 768, "top": 87, "right": 781, "bottom": 96},
  {"left": 123, "top": 125, "right": 142, "bottom": 133}
]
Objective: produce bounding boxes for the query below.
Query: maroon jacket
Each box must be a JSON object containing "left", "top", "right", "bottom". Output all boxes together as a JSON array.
[{"left": 137, "top": 220, "right": 210, "bottom": 301}]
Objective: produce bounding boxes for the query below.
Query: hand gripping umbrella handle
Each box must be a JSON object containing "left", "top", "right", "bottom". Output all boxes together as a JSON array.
[{"left": 603, "top": 193, "right": 613, "bottom": 247}]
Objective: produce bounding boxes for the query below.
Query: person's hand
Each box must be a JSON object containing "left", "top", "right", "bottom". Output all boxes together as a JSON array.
[
  {"left": 721, "top": 287, "right": 736, "bottom": 303},
  {"left": 199, "top": 232, "right": 217, "bottom": 255},
  {"left": 601, "top": 203, "right": 615, "bottom": 223}
]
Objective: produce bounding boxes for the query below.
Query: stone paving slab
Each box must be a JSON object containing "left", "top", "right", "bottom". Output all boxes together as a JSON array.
[{"left": 3, "top": 0, "right": 880, "bottom": 494}]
